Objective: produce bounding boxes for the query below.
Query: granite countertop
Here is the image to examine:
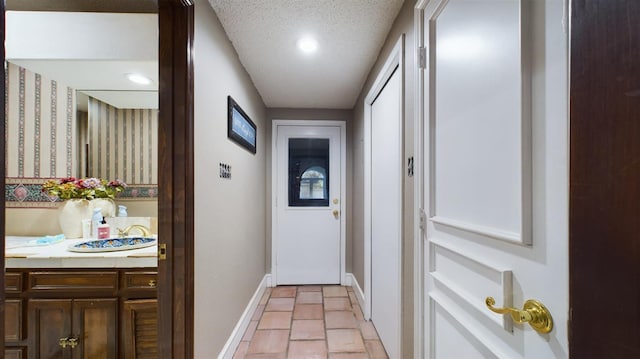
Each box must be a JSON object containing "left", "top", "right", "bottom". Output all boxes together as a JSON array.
[{"left": 5, "top": 236, "right": 157, "bottom": 268}]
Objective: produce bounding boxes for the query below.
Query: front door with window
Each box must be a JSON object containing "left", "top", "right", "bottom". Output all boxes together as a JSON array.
[{"left": 272, "top": 121, "right": 345, "bottom": 285}]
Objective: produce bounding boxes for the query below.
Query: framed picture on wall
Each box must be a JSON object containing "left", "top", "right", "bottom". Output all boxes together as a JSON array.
[{"left": 227, "top": 96, "right": 257, "bottom": 154}]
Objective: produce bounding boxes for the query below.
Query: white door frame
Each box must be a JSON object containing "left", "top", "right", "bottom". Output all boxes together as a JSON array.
[
  {"left": 271, "top": 119, "right": 347, "bottom": 286},
  {"left": 413, "top": 2, "right": 427, "bottom": 358},
  {"left": 364, "top": 35, "right": 404, "bottom": 322}
]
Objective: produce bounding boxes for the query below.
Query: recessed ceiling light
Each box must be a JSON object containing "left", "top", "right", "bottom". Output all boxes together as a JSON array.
[
  {"left": 297, "top": 37, "right": 318, "bottom": 54},
  {"left": 126, "top": 73, "right": 152, "bottom": 85}
]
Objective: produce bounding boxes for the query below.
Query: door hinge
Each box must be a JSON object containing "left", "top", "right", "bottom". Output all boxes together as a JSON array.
[
  {"left": 419, "top": 208, "right": 427, "bottom": 231},
  {"left": 419, "top": 47, "right": 427, "bottom": 69},
  {"left": 158, "top": 243, "right": 167, "bottom": 260}
]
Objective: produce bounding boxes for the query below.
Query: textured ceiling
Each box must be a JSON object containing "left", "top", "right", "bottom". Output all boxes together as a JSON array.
[{"left": 208, "top": 0, "right": 404, "bottom": 109}]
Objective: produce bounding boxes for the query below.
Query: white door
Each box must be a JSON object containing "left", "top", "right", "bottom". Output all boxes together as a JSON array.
[
  {"left": 416, "top": 1, "right": 568, "bottom": 358},
  {"left": 371, "top": 68, "right": 402, "bottom": 358},
  {"left": 272, "top": 121, "right": 345, "bottom": 285},
  {"left": 364, "top": 36, "right": 404, "bottom": 359}
]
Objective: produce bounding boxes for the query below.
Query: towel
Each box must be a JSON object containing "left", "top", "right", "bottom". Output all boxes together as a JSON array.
[{"left": 6, "top": 234, "right": 65, "bottom": 249}]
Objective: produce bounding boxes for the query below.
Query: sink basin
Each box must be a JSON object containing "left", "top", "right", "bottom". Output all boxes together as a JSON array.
[{"left": 68, "top": 237, "right": 156, "bottom": 253}]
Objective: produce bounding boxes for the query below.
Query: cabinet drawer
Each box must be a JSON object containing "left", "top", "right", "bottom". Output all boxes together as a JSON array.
[
  {"left": 121, "top": 271, "right": 158, "bottom": 299},
  {"left": 122, "top": 271, "right": 157, "bottom": 291},
  {"left": 5, "top": 272, "right": 22, "bottom": 293},
  {"left": 5, "top": 300, "right": 23, "bottom": 342},
  {"left": 28, "top": 271, "right": 118, "bottom": 295}
]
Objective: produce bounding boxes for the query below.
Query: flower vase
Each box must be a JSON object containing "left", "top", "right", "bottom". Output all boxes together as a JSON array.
[
  {"left": 90, "top": 198, "right": 116, "bottom": 218},
  {"left": 58, "top": 199, "right": 93, "bottom": 239}
]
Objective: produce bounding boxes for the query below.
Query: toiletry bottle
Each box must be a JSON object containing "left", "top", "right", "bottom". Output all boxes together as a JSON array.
[
  {"left": 91, "top": 208, "right": 102, "bottom": 238},
  {"left": 118, "top": 205, "right": 128, "bottom": 217},
  {"left": 97, "top": 217, "right": 111, "bottom": 239},
  {"left": 82, "top": 219, "right": 91, "bottom": 239}
]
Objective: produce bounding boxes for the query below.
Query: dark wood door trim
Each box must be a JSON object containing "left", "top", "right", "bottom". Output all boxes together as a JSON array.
[
  {"left": 158, "top": 0, "right": 195, "bottom": 358},
  {"left": 570, "top": 0, "right": 640, "bottom": 357},
  {"left": 0, "top": 0, "right": 6, "bottom": 347}
]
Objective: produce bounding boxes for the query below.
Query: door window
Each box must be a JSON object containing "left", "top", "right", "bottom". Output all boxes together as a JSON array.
[{"left": 288, "top": 138, "right": 329, "bottom": 207}]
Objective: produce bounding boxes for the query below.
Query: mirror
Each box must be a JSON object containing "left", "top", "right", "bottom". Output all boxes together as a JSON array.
[{"left": 5, "top": 10, "right": 158, "bottom": 191}]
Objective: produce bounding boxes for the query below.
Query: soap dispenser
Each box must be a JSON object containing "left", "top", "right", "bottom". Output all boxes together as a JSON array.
[
  {"left": 97, "top": 217, "right": 110, "bottom": 239},
  {"left": 91, "top": 208, "right": 102, "bottom": 238}
]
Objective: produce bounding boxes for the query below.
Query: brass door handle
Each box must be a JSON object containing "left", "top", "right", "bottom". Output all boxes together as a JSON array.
[
  {"left": 332, "top": 210, "right": 340, "bottom": 218},
  {"left": 485, "top": 297, "right": 553, "bottom": 334}
]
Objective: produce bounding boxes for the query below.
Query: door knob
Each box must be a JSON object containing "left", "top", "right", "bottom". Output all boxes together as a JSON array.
[
  {"left": 485, "top": 297, "right": 553, "bottom": 334},
  {"left": 332, "top": 210, "right": 340, "bottom": 218},
  {"left": 59, "top": 337, "right": 69, "bottom": 348}
]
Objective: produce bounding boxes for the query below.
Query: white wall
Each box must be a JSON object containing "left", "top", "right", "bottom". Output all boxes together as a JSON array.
[{"left": 193, "top": 0, "right": 267, "bottom": 355}]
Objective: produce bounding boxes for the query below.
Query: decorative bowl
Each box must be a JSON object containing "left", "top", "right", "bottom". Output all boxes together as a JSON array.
[{"left": 68, "top": 237, "right": 156, "bottom": 253}]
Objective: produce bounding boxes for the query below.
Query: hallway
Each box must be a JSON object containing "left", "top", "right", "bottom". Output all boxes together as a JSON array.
[{"left": 233, "top": 285, "right": 388, "bottom": 359}]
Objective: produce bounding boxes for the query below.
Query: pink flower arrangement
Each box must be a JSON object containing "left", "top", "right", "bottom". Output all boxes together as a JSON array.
[{"left": 42, "top": 177, "right": 127, "bottom": 200}]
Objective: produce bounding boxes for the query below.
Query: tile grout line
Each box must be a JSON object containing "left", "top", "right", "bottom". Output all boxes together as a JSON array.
[
  {"left": 322, "top": 286, "right": 329, "bottom": 357},
  {"left": 285, "top": 286, "right": 292, "bottom": 358}
]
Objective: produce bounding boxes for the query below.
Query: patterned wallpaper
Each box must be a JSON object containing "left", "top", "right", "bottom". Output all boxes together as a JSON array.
[
  {"left": 5, "top": 62, "right": 76, "bottom": 179},
  {"left": 4, "top": 63, "right": 158, "bottom": 208},
  {"left": 87, "top": 97, "right": 158, "bottom": 185}
]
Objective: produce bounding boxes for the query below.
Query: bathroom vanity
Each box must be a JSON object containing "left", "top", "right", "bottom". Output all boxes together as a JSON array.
[{"left": 5, "top": 237, "right": 158, "bottom": 359}]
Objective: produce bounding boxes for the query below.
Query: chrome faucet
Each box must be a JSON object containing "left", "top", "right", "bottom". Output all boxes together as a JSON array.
[{"left": 117, "top": 224, "right": 152, "bottom": 238}]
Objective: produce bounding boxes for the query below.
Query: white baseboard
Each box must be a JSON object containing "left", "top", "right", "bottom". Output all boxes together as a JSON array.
[
  {"left": 346, "top": 272, "right": 366, "bottom": 310},
  {"left": 217, "top": 274, "right": 271, "bottom": 359}
]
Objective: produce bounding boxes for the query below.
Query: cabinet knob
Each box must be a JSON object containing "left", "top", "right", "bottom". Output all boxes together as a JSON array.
[
  {"left": 59, "top": 337, "right": 69, "bottom": 348},
  {"left": 68, "top": 337, "right": 79, "bottom": 349},
  {"left": 148, "top": 279, "right": 157, "bottom": 288}
]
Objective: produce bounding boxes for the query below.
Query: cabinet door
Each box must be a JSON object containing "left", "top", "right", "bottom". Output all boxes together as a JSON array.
[
  {"left": 28, "top": 299, "right": 72, "bottom": 359},
  {"left": 121, "top": 299, "right": 158, "bottom": 359},
  {"left": 71, "top": 299, "right": 118, "bottom": 359},
  {"left": 5, "top": 347, "right": 27, "bottom": 359},
  {"left": 5, "top": 299, "right": 23, "bottom": 342}
]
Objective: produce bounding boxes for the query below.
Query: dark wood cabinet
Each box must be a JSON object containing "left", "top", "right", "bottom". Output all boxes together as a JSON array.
[
  {"left": 122, "top": 299, "right": 158, "bottom": 359},
  {"left": 5, "top": 269, "right": 156, "bottom": 359},
  {"left": 28, "top": 299, "right": 72, "bottom": 359},
  {"left": 28, "top": 299, "right": 118, "bottom": 359},
  {"left": 71, "top": 299, "right": 118, "bottom": 359},
  {"left": 5, "top": 299, "right": 23, "bottom": 342},
  {"left": 4, "top": 347, "right": 27, "bottom": 359}
]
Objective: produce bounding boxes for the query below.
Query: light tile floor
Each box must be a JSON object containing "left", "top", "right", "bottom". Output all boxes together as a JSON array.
[{"left": 233, "top": 285, "right": 389, "bottom": 359}]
